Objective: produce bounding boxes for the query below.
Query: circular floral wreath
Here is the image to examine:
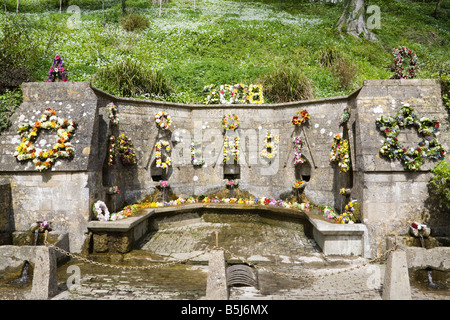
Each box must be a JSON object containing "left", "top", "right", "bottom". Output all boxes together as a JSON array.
[
  {"left": 329, "top": 133, "right": 351, "bottom": 173},
  {"left": 260, "top": 133, "right": 280, "bottom": 160},
  {"left": 221, "top": 113, "right": 240, "bottom": 130},
  {"left": 14, "top": 108, "right": 77, "bottom": 171},
  {"left": 92, "top": 200, "right": 110, "bottom": 221},
  {"left": 292, "top": 109, "right": 310, "bottom": 126},
  {"left": 391, "top": 46, "right": 418, "bottom": 80},
  {"left": 376, "top": 104, "right": 446, "bottom": 171},
  {"left": 155, "top": 139, "right": 172, "bottom": 169},
  {"left": 155, "top": 111, "right": 172, "bottom": 130},
  {"left": 106, "top": 102, "right": 119, "bottom": 125}
]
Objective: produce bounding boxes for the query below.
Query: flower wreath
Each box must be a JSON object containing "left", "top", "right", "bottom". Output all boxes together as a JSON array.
[
  {"left": 106, "top": 102, "right": 119, "bottom": 125},
  {"left": 329, "top": 133, "right": 351, "bottom": 173},
  {"left": 292, "top": 110, "right": 310, "bottom": 126},
  {"left": 223, "top": 136, "right": 240, "bottom": 163},
  {"left": 293, "top": 136, "right": 306, "bottom": 165},
  {"left": 92, "top": 200, "right": 110, "bottom": 221},
  {"left": 260, "top": 133, "right": 280, "bottom": 160},
  {"left": 391, "top": 46, "right": 418, "bottom": 80},
  {"left": 14, "top": 108, "right": 77, "bottom": 171},
  {"left": 339, "top": 105, "right": 351, "bottom": 127},
  {"left": 376, "top": 104, "right": 446, "bottom": 171},
  {"left": 117, "top": 133, "right": 136, "bottom": 165},
  {"left": 155, "top": 111, "right": 172, "bottom": 130},
  {"left": 155, "top": 139, "right": 172, "bottom": 169},
  {"left": 190, "top": 140, "right": 205, "bottom": 166},
  {"left": 221, "top": 113, "right": 240, "bottom": 130}
]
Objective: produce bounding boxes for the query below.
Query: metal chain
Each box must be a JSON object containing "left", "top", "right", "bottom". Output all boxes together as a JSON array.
[{"left": 44, "top": 236, "right": 398, "bottom": 279}]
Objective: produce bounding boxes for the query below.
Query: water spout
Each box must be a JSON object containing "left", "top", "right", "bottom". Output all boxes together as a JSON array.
[
  {"left": 16, "top": 261, "right": 30, "bottom": 284},
  {"left": 34, "top": 229, "right": 39, "bottom": 246}
]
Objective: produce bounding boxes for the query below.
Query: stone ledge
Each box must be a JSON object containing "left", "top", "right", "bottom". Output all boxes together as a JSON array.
[{"left": 308, "top": 216, "right": 371, "bottom": 258}]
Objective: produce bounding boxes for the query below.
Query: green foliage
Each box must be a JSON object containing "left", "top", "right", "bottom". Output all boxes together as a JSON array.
[
  {"left": 92, "top": 59, "right": 172, "bottom": 98},
  {"left": 428, "top": 160, "right": 450, "bottom": 212},
  {"left": 120, "top": 13, "right": 149, "bottom": 32},
  {"left": 0, "top": 89, "right": 23, "bottom": 133},
  {"left": 258, "top": 68, "right": 314, "bottom": 103},
  {"left": 0, "top": 18, "right": 43, "bottom": 93},
  {"left": 0, "top": 0, "right": 448, "bottom": 103}
]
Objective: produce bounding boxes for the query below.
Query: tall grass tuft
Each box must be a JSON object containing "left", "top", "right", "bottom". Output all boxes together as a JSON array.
[
  {"left": 120, "top": 13, "right": 150, "bottom": 32},
  {"left": 259, "top": 68, "right": 314, "bottom": 103},
  {"left": 92, "top": 59, "right": 172, "bottom": 98}
]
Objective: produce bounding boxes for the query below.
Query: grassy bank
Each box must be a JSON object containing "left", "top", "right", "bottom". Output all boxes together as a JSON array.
[{"left": 0, "top": 0, "right": 448, "bottom": 103}]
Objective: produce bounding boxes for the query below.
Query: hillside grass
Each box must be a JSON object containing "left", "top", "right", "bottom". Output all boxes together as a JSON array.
[{"left": 0, "top": 0, "right": 448, "bottom": 103}]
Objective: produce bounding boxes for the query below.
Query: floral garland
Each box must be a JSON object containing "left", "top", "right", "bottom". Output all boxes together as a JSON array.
[
  {"left": 155, "top": 111, "right": 173, "bottom": 130},
  {"left": 292, "top": 110, "right": 310, "bottom": 126},
  {"left": 339, "top": 105, "right": 351, "bottom": 127},
  {"left": 293, "top": 180, "right": 305, "bottom": 189},
  {"left": 329, "top": 133, "right": 351, "bottom": 173},
  {"left": 117, "top": 133, "right": 136, "bottom": 165},
  {"left": 107, "top": 135, "right": 116, "bottom": 166},
  {"left": 203, "top": 84, "right": 264, "bottom": 104},
  {"left": 248, "top": 84, "right": 264, "bottom": 104},
  {"left": 293, "top": 136, "right": 306, "bottom": 165},
  {"left": 391, "top": 46, "right": 418, "bottom": 79},
  {"left": 155, "top": 139, "right": 172, "bottom": 169},
  {"left": 221, "top": 113, "right": 240, "bottom": 130},
  {"left": 223, "top": 136, "right": 240, "bottom": 163},
  {"left": 260, "top": 133, "right": 280, "bottom": 160},
  {"left": 106, "top": 102, "right": 119, "bottom": 125},
  {"left": 92, "top": 200, "right": 110, "bottom": 221},
  {"left": 14, "top": 108, "right": 77, "bottom": 171},
  {"left": 190, "top": 140, "right": 205, "bottom": 166},
  {"left": 376, "top": 103, "right": 446, "bottom": 171}
]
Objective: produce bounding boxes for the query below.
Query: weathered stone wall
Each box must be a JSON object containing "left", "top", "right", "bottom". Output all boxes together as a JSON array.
[
  {"left": 0, "top": 82, "right": 104, "bottom": 252},
  {"left": 352, "top": 79, "right": 450, "bottom": 255},
  {"left": 0, "top": 80, "right": 448, "bottom": 255}
]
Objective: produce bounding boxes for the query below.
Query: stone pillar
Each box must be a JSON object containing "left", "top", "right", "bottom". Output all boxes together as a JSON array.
[
  {"left": 206, "top": 250, "right": 228, "bottom": 300},
  {"left": 382, "top": 249, "right": 411, "bottom": 300},
  {"left": 29, "top": 246, "right": 59, "bottom": 300}
]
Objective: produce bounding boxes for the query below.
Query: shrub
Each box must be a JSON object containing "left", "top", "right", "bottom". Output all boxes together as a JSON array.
[
  {"left": 0, "top": 20, "right": 41, "bottom": 93},
  {"left": 92, "top": 59, "right": 172, "bottom": 98},
  {"left": 258, "top": 68, "right": 314, "bottom": 103},
  {"left": 0, "top": 89, "right": 23, "bottom": 133},
  {"left": 120, "top": 13, "right": 149, "bottom": 32},
  {"left": 428, "top": 159, "right": 450, "bottom": 212}
]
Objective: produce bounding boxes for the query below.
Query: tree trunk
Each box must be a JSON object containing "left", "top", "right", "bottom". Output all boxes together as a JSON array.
[
  {"left": 432, "top": 0, "right": 442, "bottom": 17},
  {"left": 16, "top": 0, "right": 19, "bottom": 13},
  {"left": 122, "top": 0, "right": 126, "bottom": 14},
  {"left": 336, "top": 0, "right": 376, "bottom": 40}
]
